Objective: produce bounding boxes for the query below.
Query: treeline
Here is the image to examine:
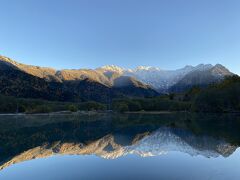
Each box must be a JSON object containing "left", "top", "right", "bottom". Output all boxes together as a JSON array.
[
  {"left": 0, "top": 94, "right": 191, "bottom": 114},
  {"left": 0, "top": 75, "right": 239, "bottom": 114},
  {"left": 112, "top": 97, "right": 191, "bottom": 112},
  {"left": 187, "top": 75, "right": 240, "bottom": 113},
  {"left": 112, "top": 75, "right": 240, "bottom": 113},
  {"left": 0, "top": 95, "right": 106, "bottom": 114}
]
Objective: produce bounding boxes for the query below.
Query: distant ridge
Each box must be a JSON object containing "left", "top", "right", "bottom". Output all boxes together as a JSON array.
[{"left": 0, "top": 55, "right": 234, "bottom": 96}]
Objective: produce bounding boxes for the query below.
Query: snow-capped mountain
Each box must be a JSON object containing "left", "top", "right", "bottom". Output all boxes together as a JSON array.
[
  {"left": 96, "top": 65, "right": 125, "bottom": 74},
  {"left": 124, "top": 66, "right": 195, "bottom": 92},
  {"left": 97, "top": 63, "right": 232, "bottom": 92},
  {"left": 169, "top": 64, "right": 233, "bottom": 92},
  {"left": 0, "top": 55, "right": 234, "bottom": 94}
]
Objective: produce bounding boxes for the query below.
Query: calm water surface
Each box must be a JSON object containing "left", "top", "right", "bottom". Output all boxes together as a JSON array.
[{"left": 0, "top": 113, "right": 239, "bottom": 180}]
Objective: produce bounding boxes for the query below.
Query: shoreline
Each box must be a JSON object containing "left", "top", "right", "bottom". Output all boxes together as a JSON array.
[
  {"left": 125, "top": 111, "right": 175, "bottom": 114},
  {"left": 0, "top": 111, "right": 177, "bottom": 116},
  {"left": 0, "top": 110, "right": 239, "bottom": 116},
  {"left": 0, "top": 111, "right": 109, "bottom": 116}
]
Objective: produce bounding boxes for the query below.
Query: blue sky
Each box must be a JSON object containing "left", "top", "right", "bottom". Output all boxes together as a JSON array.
[{"left": 0, "top": 0, "right": 240, "bottom": 74}]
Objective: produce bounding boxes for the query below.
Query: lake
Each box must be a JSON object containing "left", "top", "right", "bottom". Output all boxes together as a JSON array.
[{"left": 0, "top": 112, "right": 239, "bottom": 180}]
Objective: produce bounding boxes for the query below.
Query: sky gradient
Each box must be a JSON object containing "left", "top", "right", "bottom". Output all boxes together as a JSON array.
[{"left": 0, "top": 0, "right": 240, "bottom": 74}]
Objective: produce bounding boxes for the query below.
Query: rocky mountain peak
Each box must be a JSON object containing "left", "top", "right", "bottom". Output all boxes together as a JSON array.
[
  {"left": 194, "top": 64, "right": 213, "bottom": 71},
  {"left": 211, "top": 64, "right": 233, "bottom": 77},
  {"left": 98, "top": 65, "right": 125, "bottom": 73}
]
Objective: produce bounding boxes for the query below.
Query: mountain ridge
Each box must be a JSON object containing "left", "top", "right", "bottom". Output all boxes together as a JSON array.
[
  {"left": 0, "top": 55, "right": 233, "bottom": 72},
  {"left": 0, "top": 55, "right": 159, "bottom": 102},
  {"left": 0, "top": 55, "right": 234, "bottom": 95}
]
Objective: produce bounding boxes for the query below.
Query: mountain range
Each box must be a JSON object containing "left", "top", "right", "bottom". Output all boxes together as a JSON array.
[{"left": 0, "top": 55, "right": 234, "bottom": 102}]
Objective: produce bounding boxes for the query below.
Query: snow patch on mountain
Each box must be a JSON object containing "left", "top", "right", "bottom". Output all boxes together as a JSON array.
[
  {"left": 97, "top": 65, "right": 125, "bottom": 73},
  {"left": 95, "top": 64, "right": 231, "bottom": 92}
]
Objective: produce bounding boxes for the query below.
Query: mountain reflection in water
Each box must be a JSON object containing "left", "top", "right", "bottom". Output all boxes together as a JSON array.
[
  {"left": 0, "top": 112, "right": 239, "bottom": 171},
  {"left": 0, "top": 113, "right": 240, "bottom": 169}
]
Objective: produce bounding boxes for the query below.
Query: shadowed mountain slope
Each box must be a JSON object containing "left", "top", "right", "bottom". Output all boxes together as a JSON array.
[
  {"left": 0, "top": 56, "right": 159, "bottom": 102},
  {"left": 169, "top": 64, "right": 233, "bottom": 92}
]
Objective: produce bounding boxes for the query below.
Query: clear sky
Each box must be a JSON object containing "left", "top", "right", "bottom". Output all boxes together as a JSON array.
[{"left": 0, "top": 0, "right": 239, "bottom": 74}]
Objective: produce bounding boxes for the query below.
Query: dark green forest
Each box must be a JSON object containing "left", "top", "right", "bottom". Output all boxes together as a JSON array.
[
  {"left": 189, "top": 75, "right": 240, "bottom": 112},
  {"left": 112, "top": 75, "right": 240, "bottom": 113},
  {"left": 0, "top": 75, "right": 239, "bottom": 113},
  {"left": 0, "top": 96, "right": 106, "bottom": 113}
]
